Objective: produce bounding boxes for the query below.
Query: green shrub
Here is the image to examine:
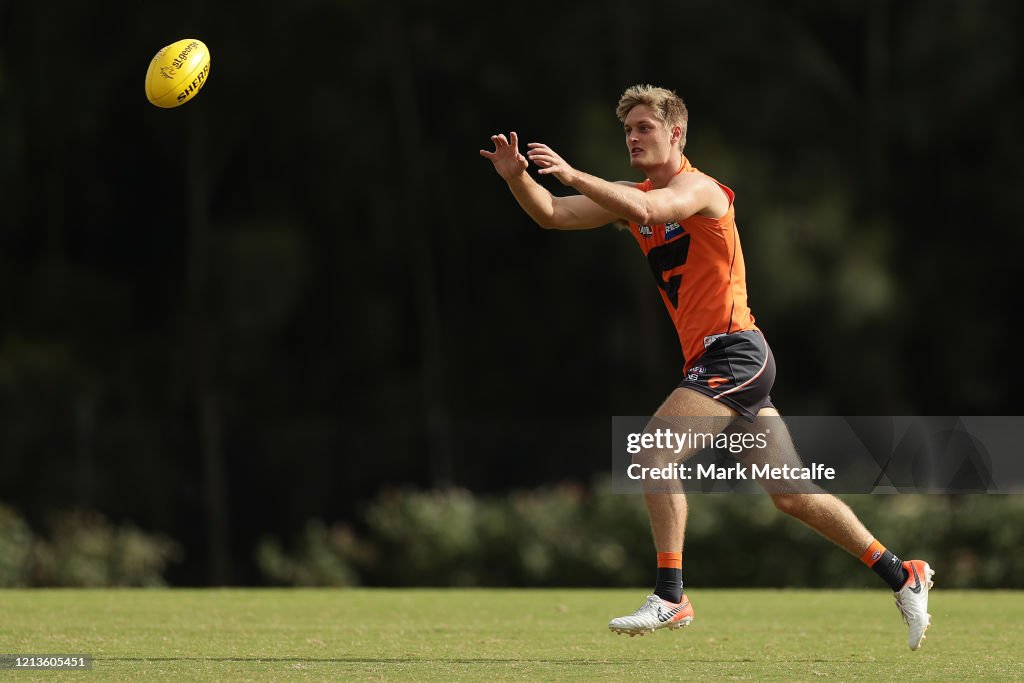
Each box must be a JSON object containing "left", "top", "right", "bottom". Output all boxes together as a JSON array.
[
  {"left": 0, "top": 503, "right": 34, "bottom": 587},
  {"left": 258, "top": 520, "right": 364, "bottom": 587},
  {"left": 0, "top": 504, "right": 181, "bottom": 587},
  {"left": 31, "top": 510, "right": 181, "bottom": 587},
  {"left": 260, "top": 485, "right": 1024, "bottom": 588}
]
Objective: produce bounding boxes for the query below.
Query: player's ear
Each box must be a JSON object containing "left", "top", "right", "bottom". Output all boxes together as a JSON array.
[{"left": 670, "top": 125, "right": 682, "bottom": 146}]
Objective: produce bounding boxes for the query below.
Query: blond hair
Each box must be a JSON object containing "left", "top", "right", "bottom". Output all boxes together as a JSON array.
[{"left": 616, "top": 84, "right": 688, "bottom": 151}]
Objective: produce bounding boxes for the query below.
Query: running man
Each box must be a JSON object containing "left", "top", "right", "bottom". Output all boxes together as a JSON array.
[{"left": 480, "top": 84, "right": 934, "bottom": 650}]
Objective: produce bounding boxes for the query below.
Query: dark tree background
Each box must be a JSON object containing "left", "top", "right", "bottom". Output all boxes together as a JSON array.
[{"left": 2, "top": 0, "right": 1021, "bottom": 585}]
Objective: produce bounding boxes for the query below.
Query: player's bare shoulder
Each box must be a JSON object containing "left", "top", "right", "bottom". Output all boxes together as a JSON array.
[{"left": 666, "top": 171, "right": 730, "bottom": 219}]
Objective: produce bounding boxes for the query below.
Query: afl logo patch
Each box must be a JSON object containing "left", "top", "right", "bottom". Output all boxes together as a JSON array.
[{"left": 638, "top": 225, "right": 653, "bottom": 238}]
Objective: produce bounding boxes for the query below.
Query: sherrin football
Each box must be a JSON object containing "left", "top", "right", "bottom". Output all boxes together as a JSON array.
[{"left": 145, "top": 39, "right": 211, "bottom": 108}]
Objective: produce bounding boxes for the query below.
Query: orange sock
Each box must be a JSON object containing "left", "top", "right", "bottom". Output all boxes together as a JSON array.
[
  {"left": 860, "top": 538, "right": 910, "bottom": 591},
  {"left": 859, "top": 539, "right": 886, "bottom": 567},
  {"left": 657, "top": 551, "right": 682, "bottom": 569}
]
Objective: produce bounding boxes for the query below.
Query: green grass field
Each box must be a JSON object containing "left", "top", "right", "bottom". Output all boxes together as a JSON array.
[{"left": 1, "top": 589, "right": 1021, "bottom": 681}]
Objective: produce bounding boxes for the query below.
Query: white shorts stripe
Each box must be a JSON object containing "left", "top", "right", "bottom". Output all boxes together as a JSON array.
[{"left": 714, "top": 334, "right": 769, "bottom": 399}]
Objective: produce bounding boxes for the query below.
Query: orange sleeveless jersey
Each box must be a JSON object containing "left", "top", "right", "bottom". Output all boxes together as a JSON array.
[{"left": 628, "top": 157, "right": 757, "bottom": 372}]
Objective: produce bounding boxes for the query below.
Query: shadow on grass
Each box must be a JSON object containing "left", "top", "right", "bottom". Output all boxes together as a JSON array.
[{"left": 99, "top": 656, "right": 847, "bottom": 664}]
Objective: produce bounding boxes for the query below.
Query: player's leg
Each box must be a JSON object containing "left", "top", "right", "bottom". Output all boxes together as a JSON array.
[
  {"left": 750, "top": 408, "right": 874, "bottom": 553},
  {"left": 609, "top": 387, "right": 735, "bottom": 636},
  {"left": 644, "top": 385, "right": 736, "bottom": 585},
  {"left": 753, "top": 407, "right": 935, "bottom": 650}
]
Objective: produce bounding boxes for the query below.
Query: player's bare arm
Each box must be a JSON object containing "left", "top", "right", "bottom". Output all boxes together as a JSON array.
[
  {"left": 527, "top": 142, "right": 729, "bottom": 224},
  {"left": 480, "top": 132, "right": 619, "bottom": 230}
]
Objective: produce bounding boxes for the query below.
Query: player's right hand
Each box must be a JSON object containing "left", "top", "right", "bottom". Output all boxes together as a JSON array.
[{"left": 479, "top": 132, "right": 528, "bottom": 180}]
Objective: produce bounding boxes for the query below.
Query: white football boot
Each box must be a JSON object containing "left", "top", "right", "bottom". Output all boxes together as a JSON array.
[
  {"left": 894, "top": 560, "right": 935, "bottom": 650},
  {"left": 608, "top": 594, "right": 694, "bottom": 636}
]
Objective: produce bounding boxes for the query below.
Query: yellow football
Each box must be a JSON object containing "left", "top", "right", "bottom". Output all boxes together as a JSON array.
[{"left": 144, "top": 38, "right": 211, "bottom": 108}]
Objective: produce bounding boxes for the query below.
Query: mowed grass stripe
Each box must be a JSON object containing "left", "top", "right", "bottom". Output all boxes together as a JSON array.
[{"left": 1, "top": 589, "right": 1021, "bottom": 681}]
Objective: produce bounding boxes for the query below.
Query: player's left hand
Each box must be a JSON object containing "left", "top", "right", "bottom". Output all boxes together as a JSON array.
[{"left": 526, "top": 143, "right": 578, "bottom": 186}]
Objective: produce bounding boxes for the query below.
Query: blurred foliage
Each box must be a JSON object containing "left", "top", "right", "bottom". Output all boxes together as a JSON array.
[
  {"left": 258, "top": 520, "right": 364, "bottom": 587},
  {"left": 0, "top": 502, "right": 34, "bottom": 586},
  {"left": 0, "top": 503, "right": 180, "bottom": 587},
  {"left": 1, "top": 0, "right": 1023, "bottom": 584},
  {"left": 259, "top": 484, "right": 1024, "bottom": 589}
]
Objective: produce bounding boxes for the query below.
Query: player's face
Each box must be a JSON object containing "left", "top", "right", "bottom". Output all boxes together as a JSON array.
[{"left": 623, "top": 105, "right": 676, "bottom": 168}]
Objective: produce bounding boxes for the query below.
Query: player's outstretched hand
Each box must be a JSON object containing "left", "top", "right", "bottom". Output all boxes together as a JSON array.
[
  {"left": 480, "top": 132, "right": 528, "bottom": 180},
  {"left": 526, "top": 143, "right": 578, "bottom": 186}
]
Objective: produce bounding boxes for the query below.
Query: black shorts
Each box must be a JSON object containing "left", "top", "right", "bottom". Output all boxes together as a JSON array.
[{"left": 680, "top": 329, "right": 776, "bottom": 421}]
